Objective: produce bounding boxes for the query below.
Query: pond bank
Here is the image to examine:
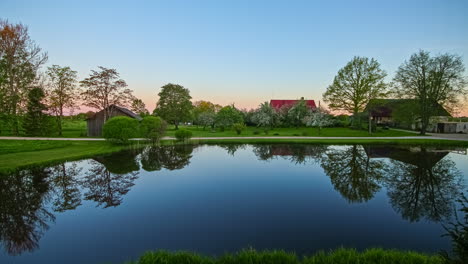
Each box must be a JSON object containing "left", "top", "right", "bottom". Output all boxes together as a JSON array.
[{"left": 1, "top": 138, "right": 467, "bottom": 173}]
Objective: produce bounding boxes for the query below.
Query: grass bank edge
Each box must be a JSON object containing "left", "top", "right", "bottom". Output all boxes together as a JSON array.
[{"left": 126, "top": 248, "right": 444, "bottom": 264}]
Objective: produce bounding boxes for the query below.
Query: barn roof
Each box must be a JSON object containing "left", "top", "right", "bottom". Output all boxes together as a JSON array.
[
  {"left": 270, "top": 99, "right": 316, "bottom": 110},
  {"left": 87, "top": 105, "right": 143, "bottom": 121},
  {"left": 364, "top": 99, "right": 450, "bottom": 117}
]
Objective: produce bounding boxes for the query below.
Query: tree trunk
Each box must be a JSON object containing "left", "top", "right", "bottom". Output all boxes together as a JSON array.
[
  {"left": 174, "top": 122, "right": 179, "bottom": 130},
  {"left": 368, "top": 114, "right": 372, "bottom": 134},
  {"left": 58, "top": 107, "right": 63, "bottom": 136}
]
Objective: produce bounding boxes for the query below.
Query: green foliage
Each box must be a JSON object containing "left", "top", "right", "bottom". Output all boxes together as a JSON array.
[
  {"left": 232, "top": 122, "right": 246, "bottom": 135},
  {"left": 130, "top": 248, "right": 443, "bottom": 264},
  {"left": 154, "top": 83, "right": 193, "bottom": 129},
  {"left": 393, "top": 50, "right": 466, "bottom": 135},
  {"left": 287, "top": 100, "right": 309, "bottom": 127},
  {"left": 23, "top": 87, "right": 51, "bottom": 136},
  {"left": 140, "top": 116, "right": 167, "bottom": 143},
  {"left": 174, "top": 129, "right": 193, "bottom": 141},
  {"left": 215, "top": 105, "right": 243, "bottom": 131},
  {"left": 131, "top": 98, "right": 149, "bottom": 116},
  {"left": 323, "top": 56, "right": 387, "bottom": 127},
  {"left": 102, "top": 116, "right": 139, "bottom": 144}
]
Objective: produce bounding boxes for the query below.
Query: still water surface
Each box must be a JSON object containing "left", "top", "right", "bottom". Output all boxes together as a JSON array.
[{"left": 0, "top": 144, "right": 467, "bottom": 263}]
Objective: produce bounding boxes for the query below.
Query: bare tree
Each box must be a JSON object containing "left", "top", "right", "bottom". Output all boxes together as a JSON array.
[
  {"left": 46, "top": 65, "right": 79, "bottom": 135},
  {"left": 80, "top": 66, "right": 134, "bottom": 121},
  {"left": 0, "top": 20, "right": 48, "bottom": 134}
]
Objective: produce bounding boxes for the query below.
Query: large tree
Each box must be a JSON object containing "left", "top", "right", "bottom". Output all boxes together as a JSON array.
[
  {"left": 45, "top": 65, "right": 79, "bottom": 135},
  {"left": 393, "top": 50, "right": 466, "bottom": 135},
  {"left": 80, "top": 66, "right": 134, "bottom": 121},
  {"left": 252, "top": 101, "right": 277, "bottom": 130},
  {"left": 215, "top": 105, "right": 243, "bottom": 131},
  {"left": 153, "top": 83, "right": 193, "bottom": 129},
  {"left": 0, "top": 20, "right": 48, "bottom": 134},
  {"left": 23, "top": 87, "right": 49, "bottom": 136},
  {"left": 323, "top": 56, "right": 387, "bottom": 128}
]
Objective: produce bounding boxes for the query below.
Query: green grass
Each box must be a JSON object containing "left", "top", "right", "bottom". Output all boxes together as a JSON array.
[
  {"left": 127, "top": 248, "right": 443, "bottom": 264},
  {"left": 165, "top": 126, "right": 419, "bottom": 138},
  {"left": 0, "top": 140, "right": 143, "bottom": 173}
]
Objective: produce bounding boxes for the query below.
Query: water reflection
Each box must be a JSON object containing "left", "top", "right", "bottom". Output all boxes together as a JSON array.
[
  {"left": 0, "top": 168, "right": 54, "bottom": 255},
  {"left": 140, "top": 145, "right": 195, "bottom": 171},
  {"left": 321, "top": 145, "right": 385, "bottom": 203},
  {"left": 0, "top": 143, "right": 466, "bottom": 259}
]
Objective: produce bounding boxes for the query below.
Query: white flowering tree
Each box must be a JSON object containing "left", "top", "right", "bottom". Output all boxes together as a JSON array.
[
  {"left": 303, "top": 104, "right": 333, "bottom": 135},
  {"left": 252, "top": 102, "right": 277, "bottom": 132}
]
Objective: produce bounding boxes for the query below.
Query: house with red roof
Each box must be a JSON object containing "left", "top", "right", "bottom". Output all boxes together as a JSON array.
[{"left": 270, "top": 97, "right": 316, "bottom": 110}]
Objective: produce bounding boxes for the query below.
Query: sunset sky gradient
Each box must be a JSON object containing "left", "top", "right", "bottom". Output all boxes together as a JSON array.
[{"left": 2, "top": 0, "right": 468, "bottom": 115}]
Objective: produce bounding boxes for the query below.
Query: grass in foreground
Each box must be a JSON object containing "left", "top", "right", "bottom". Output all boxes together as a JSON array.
[
  {"left": 0, "top": 140, "right": 144, "bottom": 173},
  {"left": 127, "top": 248, "right": 443, "bottom": 264}
]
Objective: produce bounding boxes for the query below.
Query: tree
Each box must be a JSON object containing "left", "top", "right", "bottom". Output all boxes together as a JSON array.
[
  {"left": 287, "top": 99, "right": 308, "bottom": 128},
  {"left": 45, "top": 65, "right": 79, "bottom": 135},
  {"left": 153, "top": 83, "right": 193, "bottom": 129},
  {"left": 303, "top": 103, "right": 333, "bottom": 135},
  {"left": 80, "top": 66, "right": 134, "bottom": 121},
  {"left": 131, "top": 98, "right": 149, "bottom": 116},
  {"left": 197, "top": 111, "right": 216, "bottom": 130},
  {"left": 393, "top": 50, "right": 467, "bottom": 135},
  {"left": 140, "top": 116, "right": 167, "bottom": 144},
  {"left": 323, "top": 56, "right": 387, "bottom": 128},
  {"left": 215, "top": 105, "right": 243, "bottom": 131},
  {"left": 23, "top": 87, "right": 49, "bottom": 136},
  {"left": 0, "top": 20, "right": 48, "bottom": 134},
  {"left": 252, "top": 101, "right": 277, "bottom": 131}
]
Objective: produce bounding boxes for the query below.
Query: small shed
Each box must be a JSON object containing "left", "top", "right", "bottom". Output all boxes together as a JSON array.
[
  {"left": 86, "top": 105, "right": 142, "bottom": 137},
  {"left": 437, "top": 122, "right": 468, "bottom": 134}
]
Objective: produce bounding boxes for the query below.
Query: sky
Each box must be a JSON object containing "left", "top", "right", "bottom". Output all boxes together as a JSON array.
[{"left": 1, "top": 0, "right": 468, "bottom": 114}]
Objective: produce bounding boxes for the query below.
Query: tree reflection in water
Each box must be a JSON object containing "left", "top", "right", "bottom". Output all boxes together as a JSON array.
[
  {"left": 49, "top": 163, "right": 83, "bottom": 212},
  {"left": 252, "top": 144, "right": 327, "bottom": 165},
  {"left": 381, "top": 147, "right": 463, "bottom": 222},
  {"left": 0, "top": 168, "right": 54, "bottom": 255},
  {"left": 140, "top": 145, "right": 195, "bottom": 172},
  {"left": 81, "top": 150, "right": 141, "bottom": 208},
  {"left": 320, "top": 145, "right": 385, "bottom": 203}
]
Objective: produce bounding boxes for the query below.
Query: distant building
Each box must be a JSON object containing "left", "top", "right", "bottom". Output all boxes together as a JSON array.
[
  {"left": 270, "top": 98, "right": 316, "bottom": 110},
  {"left": 364, "top": 99, "right": 451, "bottom": 132},
  {"left": 86, "top": 105, "right": 142, "bottom": 137}
]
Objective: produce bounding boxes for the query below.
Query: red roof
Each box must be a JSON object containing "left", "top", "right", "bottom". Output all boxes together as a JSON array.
[{"left": 270, "top": 99, "right": 316, "bottom": 110}]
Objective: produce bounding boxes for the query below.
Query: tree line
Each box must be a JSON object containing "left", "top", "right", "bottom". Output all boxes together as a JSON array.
[{"left": 1, "top": 19, "right": 466, "bottom": 137}]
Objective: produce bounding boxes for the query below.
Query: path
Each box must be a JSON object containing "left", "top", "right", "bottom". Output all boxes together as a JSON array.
[{"left": 1, "top": 135, "right": 468, "bottom": 141}]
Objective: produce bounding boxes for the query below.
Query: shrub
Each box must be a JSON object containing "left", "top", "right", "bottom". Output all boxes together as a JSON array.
[
  {"left": 175, "top": 129, "right": 193, "bottom": 141},
  {"left": 102, "top": 116, "right": 139, "bottom": 144},
  {"left": 253, "top": 130, "right": 260, "bottom": 135},
  {"left": 140, "top": 116, "right": 167, "bottom": 143},
  {"left": 273, "top": 133, "right": 279, "bottom": 136},
  {"left": 232, "top": 123, "right": 246, "bottom": 135}
]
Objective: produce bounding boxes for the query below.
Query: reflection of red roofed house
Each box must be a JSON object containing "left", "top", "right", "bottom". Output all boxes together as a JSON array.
[{"left": 270, "top": 98, "right": 316, "bottom": 110}]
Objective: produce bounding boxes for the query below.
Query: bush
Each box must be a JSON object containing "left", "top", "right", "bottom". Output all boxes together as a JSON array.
[
  {"left": 232, "top": 123, "right": 246, "bottom": 135},
  {"left": 175, "top": 129, "right": 193, "bottom": 141},
  {"left": 102, "top": 116, "right": 139, "bottom": 144},
  {"left": 253, "top": 130, "right": 260, "bottom": 135},
  {"left": 140, "top": 116, "right": 167, "bottom": 143}
]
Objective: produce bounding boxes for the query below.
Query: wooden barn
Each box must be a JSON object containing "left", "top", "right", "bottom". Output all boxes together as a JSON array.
[{"left": 86, "top": 105, "right": 142, "bottom": 137}]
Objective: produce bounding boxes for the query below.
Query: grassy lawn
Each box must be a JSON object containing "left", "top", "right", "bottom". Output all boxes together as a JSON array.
[
  {"left": 165, "top": 125, "right": 420, "bottom": 137},
  {"left": 0, "top": 140, "right": 136, "bottom": 173}
]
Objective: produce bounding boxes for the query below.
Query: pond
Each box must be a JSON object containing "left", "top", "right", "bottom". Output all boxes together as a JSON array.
[{"left": 0, "top": 144, "right": 467, "bottom": 264}]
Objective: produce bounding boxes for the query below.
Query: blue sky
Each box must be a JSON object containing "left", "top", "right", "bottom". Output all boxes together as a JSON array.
[{"left": 2, "top": 0, "right": 467, "bottom": 111}]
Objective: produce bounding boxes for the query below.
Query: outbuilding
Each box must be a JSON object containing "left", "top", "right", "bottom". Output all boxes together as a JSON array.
[{"left": 86, "top": 105, "right": 142, "bottom": 137}]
